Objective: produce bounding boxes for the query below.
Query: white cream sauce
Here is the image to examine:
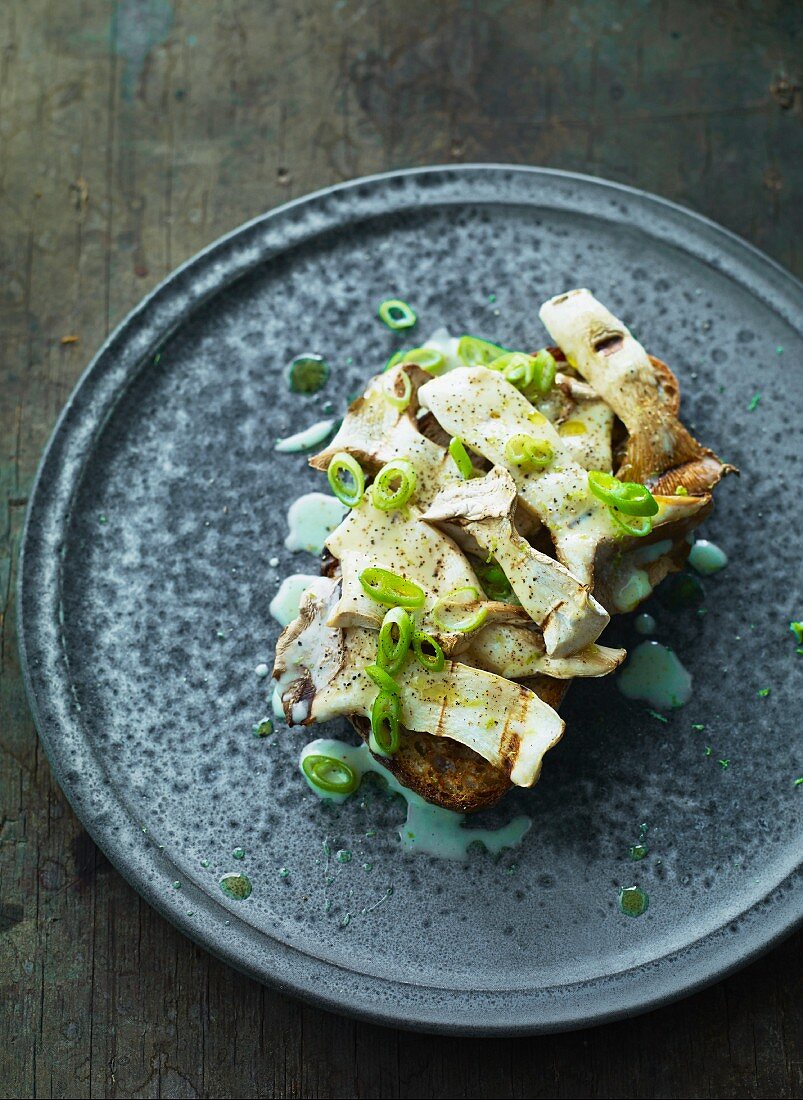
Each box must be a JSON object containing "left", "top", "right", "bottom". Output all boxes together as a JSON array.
[
  {"left": 285, "top": 492, "right": 347, "bottom": 555},
  {"left": 300, "top": 738, "right": 532, "bottom": 860},
  {"left": 269, "top": 573, "right": 321, "bottom": 626}
]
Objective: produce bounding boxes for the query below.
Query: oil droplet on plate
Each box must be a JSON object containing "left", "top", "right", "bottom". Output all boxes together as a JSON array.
[
  {"left": 232, "top": 847, "right": 245, "bottom": 861},
  {"left": 629, "top": 843, "right": 649, "bottom": 861},
  {"left": 619, "top": 885, "right": 649, "bottom": 917},
  {"left": 219, "top": 872, "right": 252, "bottom": 900}
]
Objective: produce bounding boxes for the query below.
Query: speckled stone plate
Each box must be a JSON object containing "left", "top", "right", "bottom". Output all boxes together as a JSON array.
[{"left": 18, "top": 166, "right": 803, "bottom": 1034}]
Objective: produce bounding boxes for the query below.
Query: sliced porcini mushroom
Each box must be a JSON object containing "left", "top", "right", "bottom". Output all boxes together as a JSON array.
[
  {"left": 535, "top": 373, "right": 615, "bottom": 471},
  {"left": 539, "top": 289, "right": 735, "bottom": 491},
  {"left": 419, "top": 367, "right": 711, "bottom": 588},
  {"left": 422, "top": 466, "right": 610, "bottom": 657},
  {"left": 592, "top": 492, "right": 713, "bottom": 613},
  {"left": 324, "top": 495, "right": 528, "bottom": 649},
  {"left": 465, "top": 623, "right": 626, "bottom": 679},
  {"left": 273, "top": 577, "right": 565, "bottom": 787},
  {"left": 309, "top": 363, "right": 452, "bottom": 505}
]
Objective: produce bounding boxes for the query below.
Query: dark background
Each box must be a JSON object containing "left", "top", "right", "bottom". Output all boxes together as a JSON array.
[{"left": 1, "top": 2, "right": 801, "bottom": 1097}]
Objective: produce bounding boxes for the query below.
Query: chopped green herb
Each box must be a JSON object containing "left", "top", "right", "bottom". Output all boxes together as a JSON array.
[
  {"left": 704, "top": 746, "right": 712, "bottom": 757},
  {"left": 718, "top": 759, "right": 730, "bottom": 770},
  {"left": 797, "top": 647, "right": 803, "bottom": 656},
  {"left": 647, "top": 709, "right": 668, "bottom": 723},
  {"left": 789, "top": 621, "right": 803, "bottom": 644},
  {"left": 692, "top": 723, "right": 705, "bottom": 731},
  {"left": 757, "top": 687, "right": 771, "bottom": 698},
  {"left": 488, "top": 293, "right": 496, "bottom": 303},
  {"left": 252, "top": 718, "right": 274, "bottom": 737},
  {"left": 793, "top": 777, "right": 803, "bottom": 787},
  {"left": 776, "top": 345, "right": 784, "bottom": 355},
  {"left": 747, "top": 393, "right": 761, "bottom": 412}
]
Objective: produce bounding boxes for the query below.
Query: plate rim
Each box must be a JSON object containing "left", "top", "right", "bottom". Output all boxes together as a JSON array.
[{"left": 17, "top": 164, "right": 803, "bottom": 1035}]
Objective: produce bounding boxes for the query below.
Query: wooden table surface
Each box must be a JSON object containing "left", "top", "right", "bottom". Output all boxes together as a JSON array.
[{"left": 1, "top": 2, "right": 801, "bottom": 1097}]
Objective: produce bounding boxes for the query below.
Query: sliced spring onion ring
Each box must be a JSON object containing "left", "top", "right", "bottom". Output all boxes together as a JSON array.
[
  {"left": 382, "top": 370, "right": 413, "bottom": 411},
  {"left": 490, "top": 351, "right": 535, "bottom": 389},
  {"left": 377, "top": 606, "right": 413, "bottom": 673},
  {"left": 404, "top": 347, "right": 445, "bottom": 374},
  {"left": 457, "top": 334, "right": 507, "bottom": 366},
  {"left": 384, "top": 349, "right": 409, "bottom": 371},
  {"left": 473, "top": 557, "right": 516, "bottom": 603},
  {"left": 369, "top": 690, "right": 401, "bottom": 756},
  {"left": 378, "top": 298, "right": 417, "bottom": 330},
  {"left": 588, "top": 471, "right": 658, "bottom": 516},
  {"left": 412, "top": 630, "right": 445, "bottom": 672},
  {"left": 610, "top": 507, "right": 653, "bottom": 538},
  {"left": 326, "top": 452, "right": 364, "bottom": 507},
  {"left": 359, "top": 567, "right": 425, "bottom": 609},
  {"left": 364, "top": 664, "right": 399, "bottom": 694},
  {"left": 432, "top": 585, "right": 488, "bottom": 634},
  {"left": 301, "top": 754, "right": 360, "bottom": 795},
  {"left": 448, "top": 437, "right": 474, "bottom": 479},
  {"left": 531, "top": 348, "right": 557, "bottom": 393},
  {"left": 371, "top": 458, "right": 417, "bottom": 511},
  {"left": 504, "top": 433, "right": 553, "bottom": 471}
]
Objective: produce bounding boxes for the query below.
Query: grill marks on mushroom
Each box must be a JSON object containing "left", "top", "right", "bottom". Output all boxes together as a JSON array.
[
  {"left": 272, "top": 576, "right": 565, "bottom": 787},
  {"left": 539, "top": 289, "right": 735, "bottom": 492},
  {"left": 273, "top": 290, "right": 729, "bottom": 810}
]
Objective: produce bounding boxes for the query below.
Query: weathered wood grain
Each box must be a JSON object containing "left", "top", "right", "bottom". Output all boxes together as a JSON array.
[{"left": 1, "top": 1, "right": 801, "bottom": 1097}]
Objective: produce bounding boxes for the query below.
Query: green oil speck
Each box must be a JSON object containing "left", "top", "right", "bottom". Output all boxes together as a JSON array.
[
  {"left": 362, "top": 862, "right": 373, "bottom": 871},
  {"left": 658, "top": 572, "right": 704, "bottom": 610},
  {"left": 219, "top": 872, "right": 252, "bottom": 900},
  {"left": 757, "top": 687, "right": 771, "bottom": 698},
  {"left": 171, "top": 881, "right": 181, "bottom": 890},
  {"left": 619, "top": 885, "right": 649, "bottom": 917},
  {"left": 278, "top": 867, "right": 290, "bottom": 879},
  {"left": 232, "top": 847, "right": 245, "bottom": 860},
  {"left": 340, "top": 913, "right": 351, "bottom": 927},
  {"left": 335, "top": 849, "right": 352, "bottom": 864},
  {"left": 200, "top": 858, "right": 210, "bottom": 869},
  {"left": 629, "top": 843, "right": 649, "bottom": 861},
  {"left": 639, "top": 822, "right": 649, "bottom": 837},
  {"left": 287, "top": 354, "right": 330, "bottom": 394},
  {"left": 253, "top": 718, "right": 274, "bottom": 737},
  {"left": 98, "top": 513, "right": 108, "bottom": 525}
]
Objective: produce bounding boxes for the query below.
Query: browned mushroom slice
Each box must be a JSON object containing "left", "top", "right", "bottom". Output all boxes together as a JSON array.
[
  {"left": 539, "top": 289, "right": 735, "bottom": 491},
  {"left": 464, "top": 623, "right": 626, "bottom": 679},
  {"left": 419, "top": 366, "right": 711, "bottom": 588},
  {"left": 422, "top": 467, "right": 610, "bottom": 657},
  {"left": 273, "top": 578, "right": 565, "bottom": 787},
  {"left": 324, "top": 495, "right": 528, "bottom": 650}
]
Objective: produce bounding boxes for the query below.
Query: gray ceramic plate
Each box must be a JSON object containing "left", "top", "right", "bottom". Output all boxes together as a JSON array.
[{"left": 19, "top": 166, "right": 803, "bottom": 1035}]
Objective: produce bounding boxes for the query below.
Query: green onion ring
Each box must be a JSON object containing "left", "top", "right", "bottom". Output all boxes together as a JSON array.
[
  {"left": 364, "top": 664, "right": 399, "bottom": 694},
  {"left": 378, "top": 606, "right": 413, "bottom": 673},
  {"left": 358, "top": 567, "right": 426, "bottom": 609},
  {"left": 371, "top": 458, "right": 416, "bottom": 511},
  {"left": 504, "top": 433, "right": 553, "bottom": 471},
  {"left": 531, "top": 348, "right": 557, "bottom": 394},
  {"left": 405, "top": 347, "right": 445, "bottom": 374},
  {"left": 384, "top": 349, "right": 409, "bottom": 372},
  {"left": 609, "top": 507, "right": 653, "bottom": 538},
  {"left": 301, "top": 753, "right": 360, "bottom": 795},
  {"left": 432, "top": 585, "right": 488, "bottom": 634},
  {"left": 588, "top": 471, "right": 658, "bottom": 516},
  {"left": 457, "top": 334, "right": 507, "bottom": 366},
  {"left": 383, "top": 370, "right": 413, "bottom": 411},
  {"left": 474, "top": 558, "right": 516, "bottom": 602},
  {"left": 369, "top": 690, "right": 401, "bottom": 757},
  {"left": 378, "top": 298, "right": 417, "bottom": 331},
  {"left": 326, "top": 452, "right": 364, "bottom": 507},
  {"left": 412, "top": 630, "right": 445, "bottom": 672},
  {"left": 448, "top": 437, "right": 474, "bottom": 479}
]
